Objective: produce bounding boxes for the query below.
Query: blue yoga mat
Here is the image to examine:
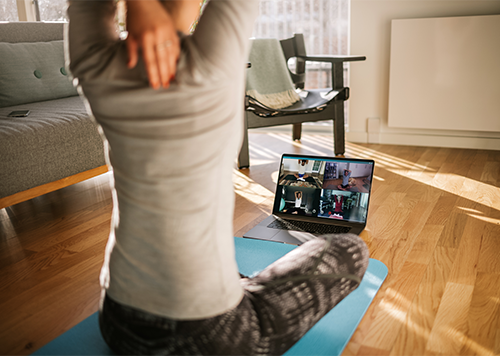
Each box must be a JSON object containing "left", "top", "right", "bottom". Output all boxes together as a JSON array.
[{"left": 34, "top": 237, "right": 387, "bottom": 356}]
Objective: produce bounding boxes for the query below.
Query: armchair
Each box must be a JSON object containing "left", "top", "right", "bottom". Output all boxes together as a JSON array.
[{"left": 238, "top": 33, "right": 365, "bottom": 168}]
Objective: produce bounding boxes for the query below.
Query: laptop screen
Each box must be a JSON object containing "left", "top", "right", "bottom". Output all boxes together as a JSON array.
[{"left": 273, "top": 154, "right": 375, "bottom": 224}]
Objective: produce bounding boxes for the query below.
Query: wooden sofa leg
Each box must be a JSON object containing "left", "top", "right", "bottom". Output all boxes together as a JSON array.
[
  {"left": 292, "top": 123, "right": 302, "bottom": 141},
  {"left": 0, "top": 165, "right": 109, "bottom": 210}
]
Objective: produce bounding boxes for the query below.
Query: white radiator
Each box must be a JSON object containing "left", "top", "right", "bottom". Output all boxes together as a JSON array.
[{"left": 388, "top": 15, "right": 500, "bottom": 132}]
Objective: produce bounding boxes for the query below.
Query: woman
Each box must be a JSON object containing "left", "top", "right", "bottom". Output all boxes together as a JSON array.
[
  {"left": 341, "top": 169, "right": 352, "bottom": 189},
  {"left": 66, "top": 1, "right": 369, "bottom": 354}
]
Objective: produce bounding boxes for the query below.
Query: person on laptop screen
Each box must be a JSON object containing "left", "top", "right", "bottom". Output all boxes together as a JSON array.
[
  {"left": 341, "top": 168, "right": 352, "bottom": 189},
  {"left": 295, "top": 190, "right": 302, "bottom": 209},
  {"left": 295, "top": 159, "right": 308, "bottom": 180},
  {"left": 67, "top": 1, "right": 369, "bottom": 354}
]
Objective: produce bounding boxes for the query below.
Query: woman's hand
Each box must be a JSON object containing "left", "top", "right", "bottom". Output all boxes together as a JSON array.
[{"left": 126, "top": 0, "right": 180, "bottom": 89}]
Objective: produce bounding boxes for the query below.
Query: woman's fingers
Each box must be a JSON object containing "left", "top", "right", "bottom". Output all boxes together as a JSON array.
[
  {"left": 155, "top": 36, "right": 180, "bottom": 87},
  {"left": 125, "top": 0, "right": 180, "bottom": 89},
  {"left": 126, "top": 36, "right": 139, "bottom": 70},
  {"left": 141, "top": 31, "right": 162, "bottom": 89}
]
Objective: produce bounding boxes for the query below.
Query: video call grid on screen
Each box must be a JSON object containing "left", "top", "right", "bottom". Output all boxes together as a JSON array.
[{"left": 274, "top": 156, "right": 374, "bottom": 224}]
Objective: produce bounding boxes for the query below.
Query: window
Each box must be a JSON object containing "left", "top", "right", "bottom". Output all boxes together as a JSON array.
[
  {"left": 253, "top": 0, "right": 350, "bottom": 90},
  {"left": 37, "top": 0, "right": 67, "bottom": 21},
  {"left": 4, "top": 0, "right": 349, "bottom": 126},
  {"left": 0, "top": 0, "right": 19, "bottom": 21}
]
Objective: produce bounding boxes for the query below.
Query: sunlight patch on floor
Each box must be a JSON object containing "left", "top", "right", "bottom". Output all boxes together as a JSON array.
[
  {"left": 457, "top": 206, "right": 500, "bottom": 225},
  {"left": 0, "top": 208, "right": 16, "bottom": 239},
  {"left": 345, "top": 143, "right": 500, "bottom": 211},
  {"left": 233, "top": 169, "right": 274, "bottom": 206},
  {"left": 435, "top": 328, "right": 493, "bottom": 356},
  {"left": 347, "top": 144, "right": 433, "bottom": 172},
  {"left": 271, "top": 170, "right": 279, "bottom": 184},
  {"left": 268, "top": 133, "right": 328, "bottom": 156},
  {"left": 249, "top": 142, "right": 282, "bottom": 161},
  {"left": 467, "top": 214, "right": 500, "bottom": 225},
  {"left": 379, "top": 301, "right": 407, "bottom": 322},
  {"left": 238, "top": 133, "right": 500, "bottom": 355},
  {"left": 242, "top": 158, "right": 277, "bottom": 167},
  {"left": 243, "top": 135, "right": 500, "bottom": 212}
]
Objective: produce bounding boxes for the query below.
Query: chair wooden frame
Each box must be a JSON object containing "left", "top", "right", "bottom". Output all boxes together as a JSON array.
[{"left": 238, "top": 34, "right": 365, "bottom": 168}]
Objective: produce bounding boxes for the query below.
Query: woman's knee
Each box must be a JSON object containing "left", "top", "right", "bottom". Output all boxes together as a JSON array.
[
  {"left": 243, "top": 234, "right": 369, "bottom": 288},
  {"left": 317, "top": 233, "right": 369, "bottom": 278}
]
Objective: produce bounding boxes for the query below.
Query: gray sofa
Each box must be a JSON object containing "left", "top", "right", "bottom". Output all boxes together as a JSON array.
[{"left": 0, "top": 22, "right": 106, "bottom": 208}]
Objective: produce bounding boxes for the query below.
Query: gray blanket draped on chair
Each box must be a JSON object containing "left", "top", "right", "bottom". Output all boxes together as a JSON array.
[{"left": 246, "top": 38, "right": 300, "bottom": 109}]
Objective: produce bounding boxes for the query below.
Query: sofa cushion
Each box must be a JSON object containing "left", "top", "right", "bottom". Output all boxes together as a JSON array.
[
  {"left": 0, "top": 40, "right": 78, "bottom": 108},
  {"left": 0, "top": 96, "right": 106, "bottom": 198}
]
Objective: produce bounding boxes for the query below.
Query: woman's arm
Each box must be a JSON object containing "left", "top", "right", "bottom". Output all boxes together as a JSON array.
[
  {"left": 67, "top": 0, "right": 182, "bottom": 89},
  {"left": 190, "top": 0, "right": 259, "bottom": 78}
]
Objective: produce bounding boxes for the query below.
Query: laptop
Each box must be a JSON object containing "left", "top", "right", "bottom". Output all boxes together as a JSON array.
[{"left": 243, "top": 153, "right": 375, "bottom": 245}]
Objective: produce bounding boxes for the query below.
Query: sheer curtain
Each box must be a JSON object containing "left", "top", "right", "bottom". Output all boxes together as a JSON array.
[
  {"left": 252, "top": 0, "right": 350, "bottom": 90},
  {"left": 0, "top": 0, "right": 19, "bottom": 21},
  {"left": 36, "top": 0, "right": 67, "bottom": 21}
]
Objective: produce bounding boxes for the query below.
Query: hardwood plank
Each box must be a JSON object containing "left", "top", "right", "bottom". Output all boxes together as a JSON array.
[
  {"left": 477, "top": 223, "right": 500, "bottom": 274},
  {"left": 460, "top": 272, "right": 500, "bottom": 355},
  {"left": 480, "top": 162, "right": 500, "bottom": 185},
  {"left": 487, "top": 151, "right": 500, "bottom": 162},
  {"left": 466, "top": 152, "right": 488, "bottom": 182},
  {"left": 233, "top": 211, "right": 265, "bottom": 237},
  {"left": 0, "top": 231, "right": 37, "bottom": 269},
  {"left": 373, "top": 194, "right": 436, "bottom": 276},
  {"left": 447, "top": 214, "right": 485, "bottom": 286},
  {"left": 361, "top": 261, "right": 428, "bottom": 351},
  {"left": 0, "top": 236, "right": 107, "bottom": 302},
  {"left": 403, "top": 180, "right": 440, "bottom": 204},
  {"left": 0, "top": 274, "right": 72, "bottom": 332},
  {"left": 25, "top": 206, "right": 112, "bottom": 252},
  {"left": 461, "top": 167, "right": 500, "bottom": 210},
  {"left": 453, "top": 148, "right": 478, "bottom": 164},
  {"left": 0, "top": 279, "right": 100, "bottom": 355},
  {"left": 357, "top": 345, "right": 390, "bottom": 356},
  {"left": 426, "top": 194, "right": 459, "bottom": 226},
  {"left": 495, "top": 329, "right": 500, "bottom": 356},
  {"left": 430, "top": 162, "right": 468, "bottom": 195},
  {"left": 1, "top": 133, "right": 499, "bottom": 356},
  {"left": 425, "top": 283, "right": 474, "bottom": 355},
  {"left": 436, "top": 198, "right": 475, "bottom": 249},
  {"left": 0, "top": 176, "right": 112, "bottom": 242},
  {"left": 366, "top": 192, "right": 408, "bottom": 240},
  {"left": 406, "top": 224, "right": 444, "bottom": 265},
  {"left": 391, "top": 246, "right": 457, "bottom": 356}
]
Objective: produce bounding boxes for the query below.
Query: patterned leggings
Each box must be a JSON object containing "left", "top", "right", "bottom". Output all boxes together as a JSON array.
[{"left": 99, "top": 234, "right": 369, "bottom": 355}]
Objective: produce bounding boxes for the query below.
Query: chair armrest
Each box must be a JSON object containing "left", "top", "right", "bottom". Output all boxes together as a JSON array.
[{"left": 297, "top": 55, "right": 366, "bottom": 63}]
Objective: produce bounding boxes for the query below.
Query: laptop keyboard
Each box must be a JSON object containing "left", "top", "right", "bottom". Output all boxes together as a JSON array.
[{"left": 268, "top": 219, "right": 351, "bottom": 235}]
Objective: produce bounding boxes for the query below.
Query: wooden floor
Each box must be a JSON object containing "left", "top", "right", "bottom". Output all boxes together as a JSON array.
[{"left": 1, "top": 131, "right": 499, "bottom": 355}]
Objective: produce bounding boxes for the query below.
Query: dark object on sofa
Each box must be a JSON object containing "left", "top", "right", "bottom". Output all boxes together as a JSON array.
[
  {"left": 0, "top": 22, "right": 107, "bottom": 209},
  {"left": 239, "top": 33, "right": 366, "bottom": 168}
]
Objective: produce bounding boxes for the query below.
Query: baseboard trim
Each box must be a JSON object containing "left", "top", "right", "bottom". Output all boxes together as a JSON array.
[
  {"left": 348, "top": 131, "right": 500, "bottom": 150},
  {"left": 255, "top": 126, "right": 500, "bottom": 150},
  {"left": 346, "top": 131, "right": 369, "bottom": 143}
]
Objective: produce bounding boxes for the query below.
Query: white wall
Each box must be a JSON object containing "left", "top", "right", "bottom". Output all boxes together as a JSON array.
[
  {"left": 348, "top": 162, "right": 373, "bottom": 178},
  {"left": 349, "top": 0, "right": 500, "bottom": 150},
  {"left": 283, "top": 158, "right": 314, "bottom": 173}
]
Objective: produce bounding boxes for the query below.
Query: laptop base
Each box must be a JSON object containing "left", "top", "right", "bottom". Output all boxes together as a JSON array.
[{"left": 244, "top": 215, "right": 363, "bottom": 245}]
